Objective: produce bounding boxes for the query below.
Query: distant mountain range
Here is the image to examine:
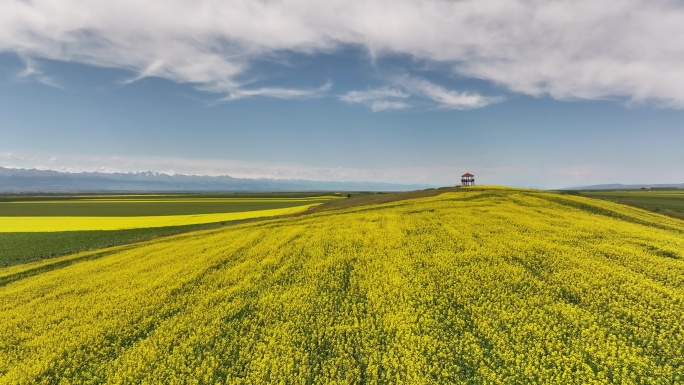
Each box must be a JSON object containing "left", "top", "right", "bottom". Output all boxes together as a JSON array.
[
  {"left": 567, "top": 183, "right": 684, "bottom": 190},
  {"left": 0, "top": 167, "right": 432, "bottom": 193}
]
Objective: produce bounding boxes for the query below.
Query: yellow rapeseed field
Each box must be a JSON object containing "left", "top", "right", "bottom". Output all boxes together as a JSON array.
[
  {"left": 0, "top": 205, "right": 318, "bottom": 232},
  {"left": 1, "top": 189, "right": 684, "bottom": 383}
]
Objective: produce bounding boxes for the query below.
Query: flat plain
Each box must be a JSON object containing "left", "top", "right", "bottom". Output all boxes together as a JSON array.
[{"left": 0, "top": 194, "right": 338, "bottom": 216}]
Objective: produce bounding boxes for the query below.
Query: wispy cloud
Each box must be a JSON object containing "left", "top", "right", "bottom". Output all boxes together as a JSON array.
[
  {"left": 15, "top": 55, "right": 61, "bottom": 88},
  {"left": 218, "top": 81, "right": 332, "bottom": 102},
  {"left": 368, "top": 100, "right": 411, "bottom": 112},
  {"left": 3, "top": 1, "right": 684, "bottom": 106},
  {"left": 340, "top": 88, "right": 408, "bottom": 103},
  {"left": 393, "top": 76, "right": 501, "bottom": 110},
  {"left": 339, "top": 87, "right": 410, "bottom": 111},
  {"left": 340, "top": 78, "right": 498, "bottom": 111},
  {"left": 121, "top": 60, "right": 166, "bottom": 85}
]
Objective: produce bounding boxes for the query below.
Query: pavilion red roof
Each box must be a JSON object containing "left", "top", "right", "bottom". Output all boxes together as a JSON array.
[{"left": 462, "top": 173, "right": 474, "bottom": 177}]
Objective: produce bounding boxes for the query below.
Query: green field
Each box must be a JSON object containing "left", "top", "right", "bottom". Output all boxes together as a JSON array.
[
  {"left": 0, "top": 193, "right": 339, "bottom": 266},
  {"left": 0, "top": 192, "right": 339, "bottom": 202},
  {"left": 0, "top": 194, "right": 337, "bottom": 216},
  {"left": 0, "top": 224, "right": 220, "bottom": 267},
  {"left": 0, "top": 190, "right": 449, "bottom": 266},
  {"left": 576, "top": 189, "right": 684, "bottom": 219}
]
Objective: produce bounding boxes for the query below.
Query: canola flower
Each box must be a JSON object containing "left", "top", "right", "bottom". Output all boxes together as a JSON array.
[
  {"left": 1, "top": 189, "right": 684, "bottom": 383},
  {"left": 0, "top": 205, "right": 318, "bottom": 232}
]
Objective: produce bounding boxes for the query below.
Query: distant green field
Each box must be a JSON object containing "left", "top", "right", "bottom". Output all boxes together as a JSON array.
[
  {"left": 577, "top": 189, "right": 684, "bottom": 219},
  {"left": 0, "top": 192, "right": 338, "bottom": 202},
  {"left": 0, "top": 224, "right": 218, "bottom": 267},
  {"left": 0, "top": 194, "right": 337, "bottom": 217},
  {"left": 0, "top": 193, "right": 339, "bottom": 266}
]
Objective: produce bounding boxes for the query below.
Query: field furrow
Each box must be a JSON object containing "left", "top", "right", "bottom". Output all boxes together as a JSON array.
[{"left": 1, "top": 189, "right": 683, "bottom": 384}]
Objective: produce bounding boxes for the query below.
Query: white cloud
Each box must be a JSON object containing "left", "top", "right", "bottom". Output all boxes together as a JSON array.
[
  {"left": 16, "top": 55, "right": 61, "bottom": 88},
  {"left": 339, "top": 87, "right": 410, "bottom": 111},
  {"left": 218, "top": 81, "right": 332, "bottom": 102},
  {"left": 340, "top": 78, "right": 497, "bottom": 111},
  {"left": 340, "top": 88, "right": 408, "bottom": 104},
  {"left": 2, "top": 1, "right": 684, "bottom": 106},
  {"left": 393, "top": 75, "right": 500, "bottom": 110},
  {"left": 369, "top": 100, "right": 411, "bottom": 112}
]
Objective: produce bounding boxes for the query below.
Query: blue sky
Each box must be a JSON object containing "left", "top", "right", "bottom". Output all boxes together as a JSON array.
[{"left": 1, "top": 0, "right": 684, "bottom": 189}]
